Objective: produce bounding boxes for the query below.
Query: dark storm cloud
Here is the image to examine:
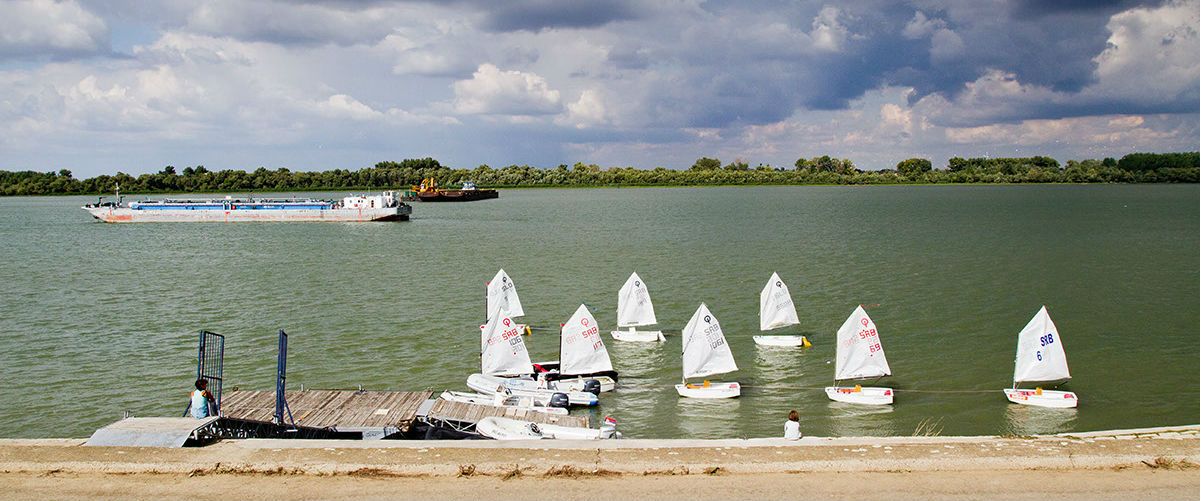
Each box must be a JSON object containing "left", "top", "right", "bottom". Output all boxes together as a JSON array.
[{"left": 473, "top": 0, "right": 642, "bottom": 32}]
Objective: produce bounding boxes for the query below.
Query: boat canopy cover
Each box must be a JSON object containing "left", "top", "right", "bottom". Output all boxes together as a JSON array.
[
  {"left": 759, "top": 271, "right": 800, "bottom": 331},
  {"left": 486, "top": 269, "right": 524, "bottom": 320},
  {"left": 560, "top": 304, "right": 614, "bottom": 375},
  {"left": 681, "top": 303, "right": 738, "bottom": 379},
  {"left": 480, "top": 309, "right": 533, "bottom": 376},
  {"left": 616, "top": 272, "right": 657, "bottom": 327},
  {"left": 1013, "top": 306, "right": 1071, "bottom": 384},
  {"left": 833, "top": 305, "right": 891, "bottom": 380}
]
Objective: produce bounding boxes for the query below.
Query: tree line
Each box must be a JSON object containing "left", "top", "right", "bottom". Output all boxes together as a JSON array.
[{"left": 1, "top": 153, "right": 1196, "bottom": 196}]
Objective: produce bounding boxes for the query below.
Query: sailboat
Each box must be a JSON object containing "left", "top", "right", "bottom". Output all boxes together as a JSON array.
[
  {"left": 1002, "top": 306, "right": 1078, "bottom": 408},
  {"left": 675, "top": 303, "right": 740, "bottom": 398},
  {"left": 611, "top": 272, "right": 666, "bottom": 342},
  {"left": 485, "top": 269, "right": 530, "bottom": 335},
  {"left": 752, "top": 272, "right": 811, "bottom": 347},
  {"left": 467, "top": 308, "right": 598, "bottom": 407},
  {"left": 824, "top": 305, "right": 893, "bottom": 405},
  {"left": 546, "top": 304, "right": 618, "bottom": 391}
]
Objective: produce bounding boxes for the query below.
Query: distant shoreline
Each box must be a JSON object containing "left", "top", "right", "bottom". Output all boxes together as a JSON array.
[{"left": 7, "top": 181, "right": 1200, "bottom": 198}]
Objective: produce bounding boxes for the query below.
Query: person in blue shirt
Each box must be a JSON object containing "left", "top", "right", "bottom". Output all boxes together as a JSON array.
[{"left": 189, "top": 378, "right": 217, "bottom": 418}]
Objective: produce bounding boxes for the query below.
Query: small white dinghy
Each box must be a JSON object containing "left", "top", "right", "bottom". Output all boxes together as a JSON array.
[
  {"left": 611, "top": 272, "right": 666, "bottom": 342},
  {"left": 1003, "top": 306, "right": 1078, "bottom": 408},
  {"left": 468, "top": 309, "right": 599, "bottom": 407},
  {"left": 675, "top": 303, "right": 741, "bottom": 398},
  {"left": 485, "top": 269, "right": 529, "bottom": 334},
  {"left": 475, "top": 416, "right": 621, "bottom": 440},
  {"left": 438, "top": 390, "right": 568, "bottom": 415},
  {"left": 752, "top": 272, "right": 811, "bottom": 347},
  {"left": 824, "top": 305, "right": 893, "bottom": 405},
  {"left": 545, "top": 304, "right": 617, "bottom": 392}
]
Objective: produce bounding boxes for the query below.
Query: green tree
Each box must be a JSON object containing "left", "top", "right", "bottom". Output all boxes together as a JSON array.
[{"left": 896, "top": 158, "right": 932, "bottom": 177}]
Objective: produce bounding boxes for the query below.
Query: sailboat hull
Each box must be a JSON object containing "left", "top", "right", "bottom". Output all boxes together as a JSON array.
[
  {"left": 825, "top": 386, "right": 893, "bottom": 405},
  {"left": 465, "top": 374, "right": 599, "bottom": 406},
  {"left": 752, "top": 335, "right": 810, "bottom": 347},
  {"left": 1003, "top": 388, "right": 1078, "bottom": 408},
  {"left": 675, "top": 382, "right": 741, "bottom": 399},
  {"left": 611, "top": 328, "right": 665, "bottom": 342}
]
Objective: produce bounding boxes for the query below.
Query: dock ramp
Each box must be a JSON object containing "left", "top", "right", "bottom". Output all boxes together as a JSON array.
[{"left": 85, "top": 417, "right": 221, "bottom": 447}]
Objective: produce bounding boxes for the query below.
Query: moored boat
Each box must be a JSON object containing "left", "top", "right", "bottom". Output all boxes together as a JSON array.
[{"left": 83, "top": 191, "right": 411, "bottom": 223}]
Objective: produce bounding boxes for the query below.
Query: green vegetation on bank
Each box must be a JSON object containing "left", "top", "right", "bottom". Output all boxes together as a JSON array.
[{"left": 1, "top": 153, "right": 1197, "bottom": 196}]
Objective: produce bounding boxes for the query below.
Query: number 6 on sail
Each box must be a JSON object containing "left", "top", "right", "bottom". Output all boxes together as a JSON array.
[{"left": 1002, "top": 306, "right": 1078, "bottom": 408}]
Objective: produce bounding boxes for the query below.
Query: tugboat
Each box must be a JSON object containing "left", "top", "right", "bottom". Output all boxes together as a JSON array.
[{"left": 403, "top": 178, "right": 498, "bottom": 202}]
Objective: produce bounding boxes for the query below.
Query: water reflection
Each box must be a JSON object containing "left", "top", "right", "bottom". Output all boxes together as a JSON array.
[
  {"left": 1002, "top": 404, "right": 1078, "bottom": 436},
  {"left": 673, "top": 397, "right": 743, "bottom": 439},
  {"left": 825, "top": 401, "right": 898, "bottom": 436},
  {"left": 753, "top": 344, "right": 809, "bottom": 382}
]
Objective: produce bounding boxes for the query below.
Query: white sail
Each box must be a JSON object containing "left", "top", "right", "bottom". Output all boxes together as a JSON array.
[
  {"left": 560, "top": 304, "right": 614, "bottom": 376},
  {"left": 1012, "top": 306, "right": 1070, "bottom": 384},
  {"left": 759, "top": 272, "right": 800, "bottom": 331},
  {"left": 680, "top": 303, "right": 738, "bottom": 379},
  {"left": 833, "top": 305, "right": 891, "bottom": 380},
  {"left": 616, "top": 272, "right": 657, "bottom": 327},
  {"left": 480, "top": 310, "right": 532, "bottom": 376},
  {"left": 486, "top": 269, "right": 524, "bottom": 320}
]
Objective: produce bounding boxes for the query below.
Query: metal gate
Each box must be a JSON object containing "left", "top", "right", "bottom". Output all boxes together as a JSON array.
[{"left": 196, "top": 330, "right": 225, "bottom": 413}]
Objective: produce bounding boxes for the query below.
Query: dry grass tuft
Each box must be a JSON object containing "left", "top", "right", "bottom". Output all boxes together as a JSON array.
[
  {"left": 457, "top": 464, "right": 477, "bottom": 477},
  {"left": 1141, "top": 457, "right": 1198, "bottom": 470},
  {"left": 543, "top": 465, "right": 620, "bottom": 478},
  {"left": 703, "top": 466, "right": 724, "bottom": 475},
  {"left": 499, "top": 464, "right": 524, "bottom": 481}
]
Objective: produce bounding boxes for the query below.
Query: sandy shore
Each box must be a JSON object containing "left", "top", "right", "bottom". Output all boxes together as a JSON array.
[{"left": 1, "top": 425, "right": 1196, "bottom": 500}]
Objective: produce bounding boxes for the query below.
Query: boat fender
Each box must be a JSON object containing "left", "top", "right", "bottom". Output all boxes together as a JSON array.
[
  {"left": 524, "top": 325, "right": 532, "bottom": 336},
  {"left": 549, "top": 392, "right": 570, "bottom": 408},
  {"left": 802, "top": 337, "right": 812, "bottom": 348},
  {"left": 583, "top": 379, "right": 601, "bottom": 395},
  {"left": 1035, "top": 387, "right": 1043, "bottom": 395},
  {"left": 854, "top": 384, "right": 862, "bottom": 392}
]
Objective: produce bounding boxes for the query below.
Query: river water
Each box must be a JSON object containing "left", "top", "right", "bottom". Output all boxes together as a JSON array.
[{"left": 0, "top": 185, "right": 1196, "bottom": 439}]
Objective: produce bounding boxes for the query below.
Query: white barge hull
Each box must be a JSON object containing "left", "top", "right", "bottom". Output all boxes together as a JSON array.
[{"left": 85, "top": 206, "right": 409, "bottom": 223}]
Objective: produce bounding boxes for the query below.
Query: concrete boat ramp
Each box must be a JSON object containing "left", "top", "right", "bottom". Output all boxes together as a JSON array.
[{"left": 86, "top": 389, "right": 590, "bottom": 447}]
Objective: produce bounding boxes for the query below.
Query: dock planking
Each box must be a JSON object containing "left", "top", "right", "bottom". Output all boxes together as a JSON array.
[
  {"left": 221, "top": 390, "right": 433, "bottom": 429},
  {"left": 427, "top": 400, "right": 589, "bottom": 428}
]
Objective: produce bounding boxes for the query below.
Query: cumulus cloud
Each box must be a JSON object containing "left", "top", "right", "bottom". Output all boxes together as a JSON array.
[
  {"left": 1090, "top": 0, "right": 1199, "bottom": 104},
  {"left": 902, "top": 11, "right": 945, "bottom": 39},
  {"left": 556, "top": 89, "right": 607, "bottom": 128},
  {"left": 809, "top": 6, "right": 851, "bottom": 52},
  {"left": 0, "top": 0, "right": 109, "bottom": 59},
  {"left": 452, "top": 63, "right": 562, "bottom": 116}
]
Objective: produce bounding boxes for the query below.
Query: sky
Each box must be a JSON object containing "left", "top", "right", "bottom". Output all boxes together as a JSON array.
[{"left": 0, "top": 0, "right": 1197, "bottom": 178}]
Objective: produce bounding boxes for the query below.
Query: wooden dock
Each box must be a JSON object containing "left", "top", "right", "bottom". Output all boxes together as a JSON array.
[
  {"left": 221, "top": 390, "right": 434, "bottom": 429},
  {"left": 426, "top": 399, "right": 589, "bottom": 428},
  {"left": 221, "top": 389, "right": 591, "bottom": 431}
]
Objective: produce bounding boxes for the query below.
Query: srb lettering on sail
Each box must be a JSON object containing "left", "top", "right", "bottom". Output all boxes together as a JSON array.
[{"left": 703, "top": 317, "right": 725, "bottom": 349}]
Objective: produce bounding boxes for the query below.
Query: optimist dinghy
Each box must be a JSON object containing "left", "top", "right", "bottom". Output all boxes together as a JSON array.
[
  {"left": 438, "top": 390, "right": 568, "bottom": 415},
  {"left": 476, "top": 416, "right": 621, "bottom": 440},
  {"left": 675, "top": 303, "right": 741, "bottom": 398},
  {"left": 611, "top": 272, "right": 666, "bottom": 342},
  {"left": 1002, "top": 306, "right": 1078, "bottom": 408},
  {"left": 752, "top": 272, "right": 811, "bottom": 347},
  {"left": 467, "top": 309, "right": 599, "bottom": 407},
  {"left": 824, "top": 305, "right": 893, "bottom": 405},
  {"left": 485, "top": 269, "right": 529, "bottom": 334},
  {"left": 542, "top": 304, "right": 617, "bottom": 392}
]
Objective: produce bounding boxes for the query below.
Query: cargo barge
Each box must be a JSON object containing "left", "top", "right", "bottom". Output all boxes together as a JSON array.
[
  {"left": 402, "top": 178, "right": 498, "bottom": 202},
  {"left": 83, "top": 190, "right": 412, "bottom": 223}
]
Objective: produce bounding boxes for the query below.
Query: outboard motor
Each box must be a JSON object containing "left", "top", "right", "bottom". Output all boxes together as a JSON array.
[
  {"left": 583, "top": 379, "right": 602, "bottom": 396},
  {"left": 598, "top": 417, "right": 619, "bottom": 439},
  {"left": 548, "top": 392, "right": 570, "bottom": 408}
]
